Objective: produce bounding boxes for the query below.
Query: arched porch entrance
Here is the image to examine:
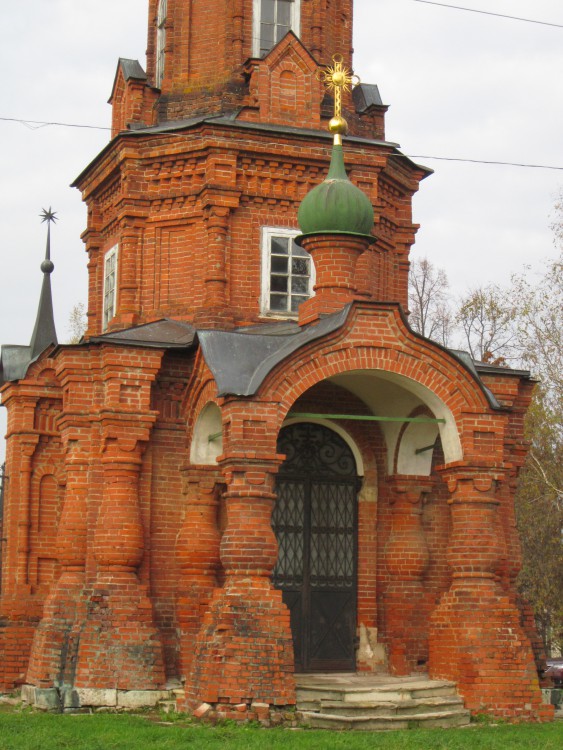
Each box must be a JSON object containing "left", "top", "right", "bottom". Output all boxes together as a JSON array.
[{"left": 272, "top": 422, "right": 361, "bottom": 672}]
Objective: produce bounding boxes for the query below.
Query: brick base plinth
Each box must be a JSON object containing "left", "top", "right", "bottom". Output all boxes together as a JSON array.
[
  {"left": 74, "top": 572, "right": 165, "bottom": 691},
  {"left": 186, "top": 578, "right": 295, "bottom": 707},
  {"left": 385, "top": 588, "right": 430, "bottom": 675},
  {"left": 429, "top": 579, "right": 553, "bottom": 721},
  {"left": 26, "top": 570, "right": 84, "bottom": 688},
  {"left": 0, "top": 623, "right": 38, "bottom": 692}
]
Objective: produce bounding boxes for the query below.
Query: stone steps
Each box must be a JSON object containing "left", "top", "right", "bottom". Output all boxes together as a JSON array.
[
  {"left": 298, "top": 708, "right": 471, "bottom": 731},
  {"left": 296, "top": 675, "right": 471, "bottom": 731}
]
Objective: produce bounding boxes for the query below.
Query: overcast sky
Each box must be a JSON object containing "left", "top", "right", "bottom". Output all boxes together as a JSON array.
[{"left": 1, "top": 0, "right": 563, "bottom": 462}]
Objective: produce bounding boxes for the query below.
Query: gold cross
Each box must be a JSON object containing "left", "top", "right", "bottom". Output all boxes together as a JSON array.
[{"left": 317, "top": 54, "right": 360, "bottom": 143}]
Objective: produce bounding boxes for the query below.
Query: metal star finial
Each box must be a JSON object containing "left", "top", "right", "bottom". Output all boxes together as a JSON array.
[
  {"left": 40, "top": 207, "right": 58, "bottom": 224},
  {"left": 316, "top": 54, "right": 360, "bottom": 144}
]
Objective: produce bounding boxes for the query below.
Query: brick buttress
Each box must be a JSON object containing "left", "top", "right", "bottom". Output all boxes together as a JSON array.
[
  {"left": 25, "top": 425, "right": 89, "bottom": 689},
  {"left": 186, "top": 453, "right": 295, "bottom": 708},
  {"left": 428, "top": 467, "right": 552, "bottom": 720},
  {"left": 74, "top": 432, "right": 165, "bottom": 691}
]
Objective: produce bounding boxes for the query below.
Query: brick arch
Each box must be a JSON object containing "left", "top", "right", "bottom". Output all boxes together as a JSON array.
[
  {"left": 257, "top": 317, "right": 495, "bottom": 465},
  {"left": 27, "top": 358, "right": 61, "bottom": 387}
]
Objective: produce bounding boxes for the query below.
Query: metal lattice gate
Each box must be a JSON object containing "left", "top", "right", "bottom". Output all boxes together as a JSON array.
[{"left": 272, "top": 423, "right": 359, "bottom": 672}]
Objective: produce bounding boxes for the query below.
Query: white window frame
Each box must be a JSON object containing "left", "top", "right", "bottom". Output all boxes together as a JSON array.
[
  {"left": 155, "top": 0, "right": 167, "bottom": 88},
  {"left": 260, "top": 227, "right": 315, "bottom": 317},
  {"left": 103, "top": 245, "right": 119, "bottom": 331},
  {"left": 252, "top": 0, "right": 301, "bottom": 58}
]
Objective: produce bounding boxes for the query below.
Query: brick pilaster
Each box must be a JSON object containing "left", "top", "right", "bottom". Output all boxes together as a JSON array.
[{"left": 384, "top": 476, "right": 432, "bottom": 675}]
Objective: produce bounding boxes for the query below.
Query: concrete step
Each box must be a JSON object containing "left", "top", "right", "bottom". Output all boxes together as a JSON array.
[
  {"left": 298, "top": 707, "right": 471, "bottom": 731},
  {"left": 318, "top": 695, "right": 465, "bottom": 718},
  {"left": 296, "top": 679, "right": 459, "bottom": 708}
]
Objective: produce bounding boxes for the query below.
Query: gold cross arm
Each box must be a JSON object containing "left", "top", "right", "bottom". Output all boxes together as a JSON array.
[{"left": 316, "top": 54, "right": 360, "bottom": 142}]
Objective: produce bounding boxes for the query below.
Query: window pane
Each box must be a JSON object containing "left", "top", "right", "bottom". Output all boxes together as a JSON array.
[
  {"left": 291, "top": 276, "right": 309, "bottom": 294},
  {"left": 276, "top": 24, "right": 290, "bottom": 43},
  {"left": 278, "top": 0, "right": 292, "bottom": 26},
  {"left": 260, "top": 23, "right": 275, "bottom": 53},
  {"left": 292, "top": 257, "right": 309, "bottom": 276},
  {"left": 291, "top": 295, "right": 308, "bottom": 312},
  {"left": 292, "top": 242, "right": 309, "bottom": 258},
  {"left": 261, "top": 0, "right": 275, "bottom": 24},
  {"left": 270, "top": 293, "right": 288, "bottom": 311},
  {"left": 271, "top": 275, "right": 288, "bottom": 293},
  {"left": 271, "top": 236, "right": 289, "bottom": 254},
  {"left": 272, "top": 256, "right": 288, "bottom": 273}
]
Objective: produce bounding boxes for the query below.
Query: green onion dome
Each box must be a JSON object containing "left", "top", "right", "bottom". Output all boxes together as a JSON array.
[{"left": 297, "top": 144, "right": 374, "bottom": 238}]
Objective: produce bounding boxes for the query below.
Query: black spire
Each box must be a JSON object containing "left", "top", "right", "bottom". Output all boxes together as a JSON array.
[{"left": 29, "top": 208, "right": 58, "bottom": 359}]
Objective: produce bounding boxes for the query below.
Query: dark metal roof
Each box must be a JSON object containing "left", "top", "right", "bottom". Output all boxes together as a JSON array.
[
  {"left": 353, "top": 84, "right": 385, "bottom": 113},
  {"left": 0, "top": 345, "right": 33, "bottom": 385},
  {"left": 119, "top": 58, "right": 147, "bottom": 82},
  {"left": 118, "top": 112, "right": 398, "bottom": 149},
  {"left": 198, "top": 307, "right": 350, "bottom": 397},
  {"left": 448, "top": 349, "right": 505, "bottom": 409},
  {"left": 90, "top": 318, "right": 196, "bottom": 348},
  {"left": 109, "top": 59, "right": 148, "bottom": 104}
]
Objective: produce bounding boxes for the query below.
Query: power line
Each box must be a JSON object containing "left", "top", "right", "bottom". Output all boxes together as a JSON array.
[
  {"left": 3, "top": 114, "right": 563, "bottom": 171},
  {"left": 402, "top": 154, "right": 563, "bottom": 171},
  {"left": 411, "top": 0, "right": 563, "bottom": 29},
  {"left": 0, "top": 116, "right": 110, "bottom": 131}
]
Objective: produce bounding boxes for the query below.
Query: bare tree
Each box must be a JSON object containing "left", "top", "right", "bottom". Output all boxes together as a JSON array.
[
  {"left": 455, "top": 284, "right": 517, "bottom": 364},
  {"left": 408, "top": 258, "right": 453, "bottom": 346},
  {"left": 66, "top": 302, "right": 87, "bottom": 344}
]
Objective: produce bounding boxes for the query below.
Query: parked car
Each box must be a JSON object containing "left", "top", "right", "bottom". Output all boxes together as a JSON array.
[{"left": 545, "top": 659, "right": 563, "bottom": 688}]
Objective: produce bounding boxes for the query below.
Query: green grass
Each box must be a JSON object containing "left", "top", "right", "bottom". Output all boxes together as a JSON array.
[{"left": 0, "top": 711, "right": 560, "bottom": 750}]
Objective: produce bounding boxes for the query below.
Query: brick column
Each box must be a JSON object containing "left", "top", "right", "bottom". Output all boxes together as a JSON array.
[
  {"left": 384, "top": 476, "right": 431, "bottom": 675},
  {"left": 176, "top": 469, "right": 222, "bottom": 681},
  {"left": 26, "top": 430, "right": 89, "bottom": 690},
  {"left": 16, "top": 438, "right": 40, "bottom": 591},
  {"left": 428, "top": 467, "right": 551, "bottom": 720},
  {"left": 297, "top": 233, "right": 371, "bottom": 325},
  {"left": 75, "top": 434, "right": 165, "bottom": 691},
  {"left": 186, "top": 455, "right": 295, "bottom": 709}
]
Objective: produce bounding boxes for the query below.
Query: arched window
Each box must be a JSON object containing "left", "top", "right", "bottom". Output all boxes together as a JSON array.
[
  {"left": 253, "top": 0, "right": 301, "bottom": 58},
  {"left": 155, "top": 0, "right": 167, "bottom": 88}
]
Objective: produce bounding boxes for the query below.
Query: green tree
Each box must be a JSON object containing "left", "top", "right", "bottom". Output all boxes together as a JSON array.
[{"left": 511, "top": 252, "right": 563, "bottom": 655}]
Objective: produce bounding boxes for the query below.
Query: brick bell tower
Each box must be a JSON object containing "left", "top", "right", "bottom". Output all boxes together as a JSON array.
[
  {"left": 1, "top": 0, "right": 549, "bottom": 724},
  {"left": 77, "top": 0, "right": 420, "bottom": 336}
]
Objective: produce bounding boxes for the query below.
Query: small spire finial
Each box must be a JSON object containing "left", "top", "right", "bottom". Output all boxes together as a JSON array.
[
  {"left": 317, "top": 55, "right": 360, "bottom": 145},
  {"left": 39, "top": 207, "right": 57, "bottom": 269},
  {"left": 29, "top": 208, "right": 58, "bottom": 358},
  {"left": 40, "top": 207, "right": 58, "bottom": 225}
]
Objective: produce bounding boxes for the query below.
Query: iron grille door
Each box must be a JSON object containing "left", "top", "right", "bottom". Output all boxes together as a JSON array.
[{"left": 272, "top": 423, "right": 358, "bottom": 672}]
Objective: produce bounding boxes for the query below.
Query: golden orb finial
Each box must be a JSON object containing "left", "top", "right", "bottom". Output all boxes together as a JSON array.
[{"left": 317, "top": 54, "right": 360, "bottom": 144}]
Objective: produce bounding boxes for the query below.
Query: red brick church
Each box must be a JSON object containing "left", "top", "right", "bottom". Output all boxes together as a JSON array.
[{"left": 0, "top": 0, "right": 551, "bottom": 722}]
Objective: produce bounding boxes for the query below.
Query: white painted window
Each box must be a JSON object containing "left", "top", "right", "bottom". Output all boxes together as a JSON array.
[
  {"left": 253, "top": 0, "right": 301, "bottom": 58},
  {"left": 103, "top": 245, "right": 118, "bottom": 330},
  {"left": 155, "top": 0, "right": 167, "bottom": 88},
  {"left": 261, "top": 227, "right": 314, "bottom": 315}
]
